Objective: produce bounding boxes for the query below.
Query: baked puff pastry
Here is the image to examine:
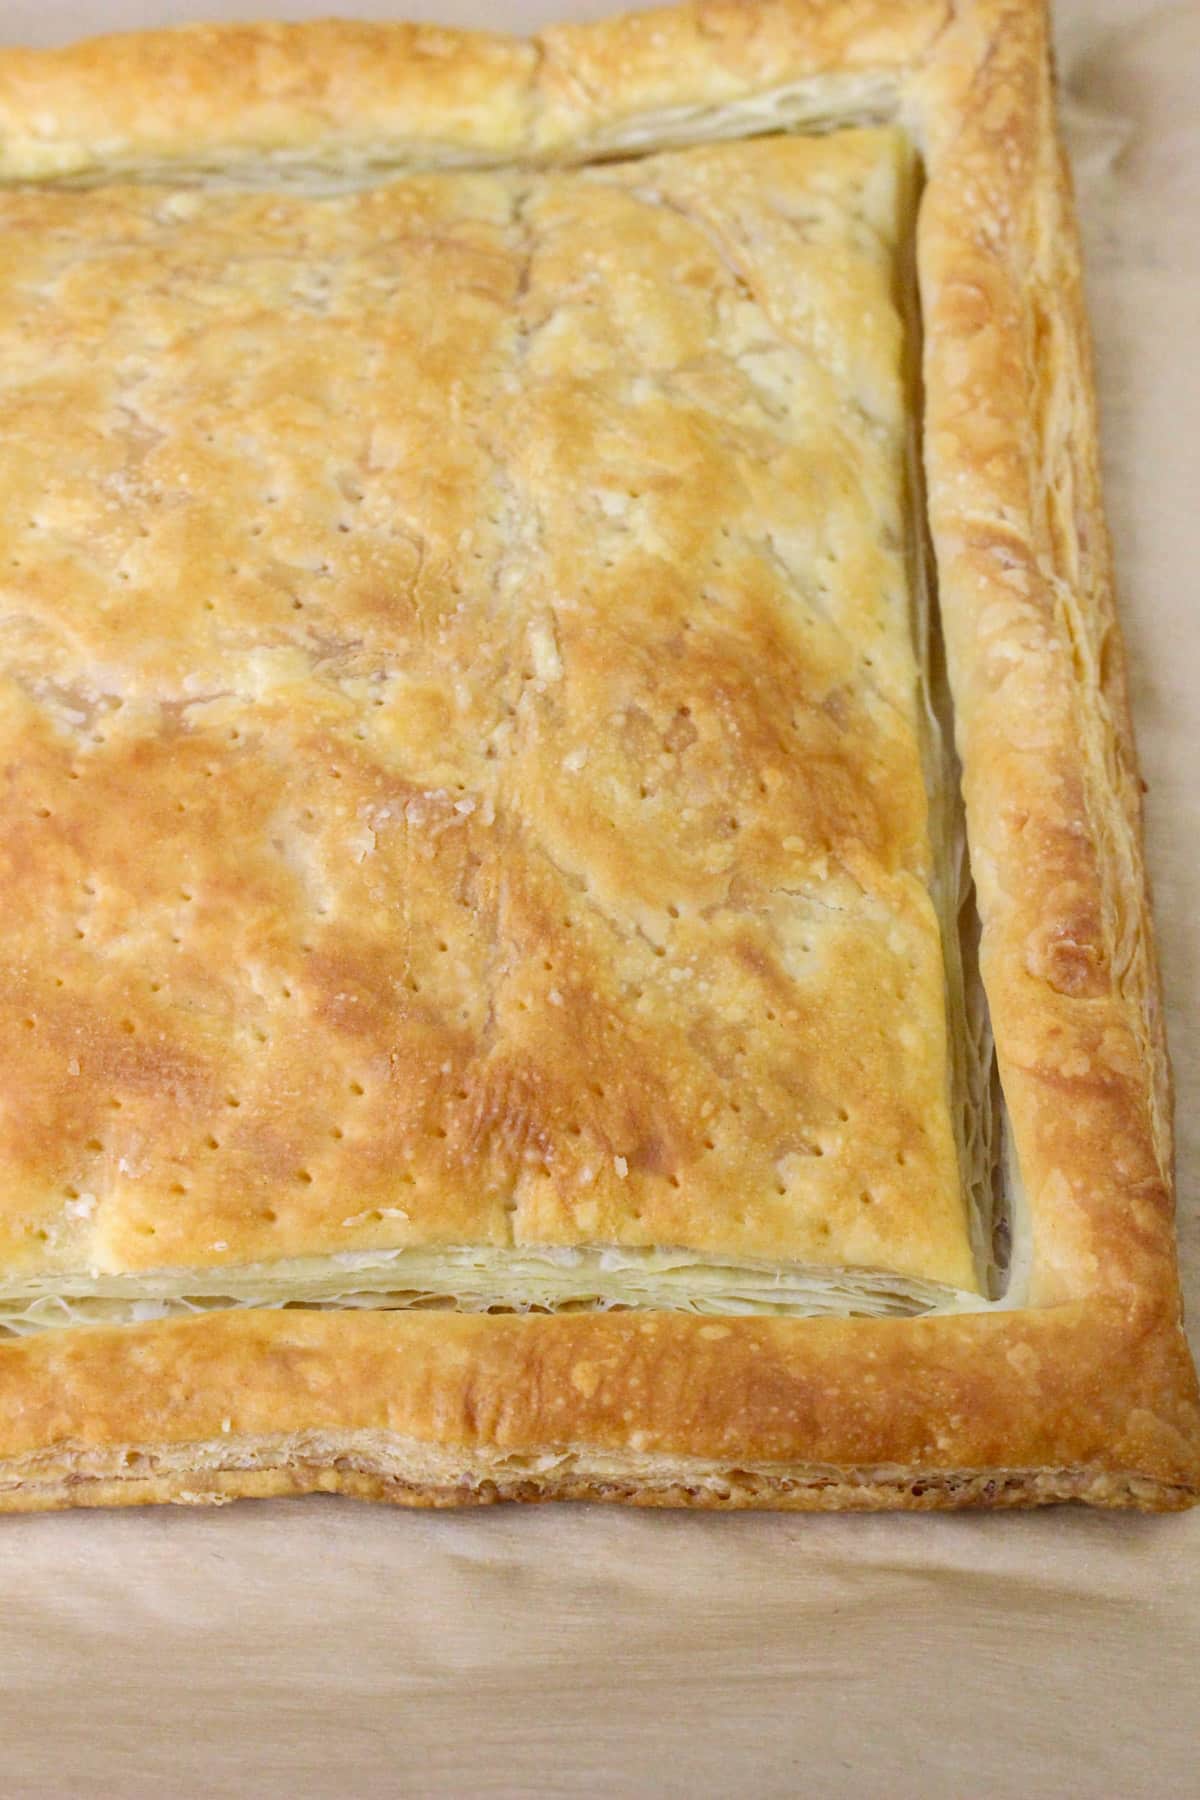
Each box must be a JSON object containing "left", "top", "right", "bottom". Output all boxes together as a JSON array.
[{"left": 0, "top": 0, "right": 1195, "bottom": 1513}]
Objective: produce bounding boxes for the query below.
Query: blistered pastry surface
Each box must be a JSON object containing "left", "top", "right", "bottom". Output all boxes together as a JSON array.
[{"left": 0, "top": 129, "right": 973, "bottom": 1293}]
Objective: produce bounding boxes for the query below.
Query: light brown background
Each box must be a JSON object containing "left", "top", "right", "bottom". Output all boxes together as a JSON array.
[{"left": 1, "top": 1, "right": 1197, "bottom": 1793}]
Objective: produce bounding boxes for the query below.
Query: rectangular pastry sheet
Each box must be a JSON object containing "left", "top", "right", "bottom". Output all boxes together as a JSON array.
[
  {"left": 0, "top": 0, "right": 1197, "bottom": 1794},
  {"left": 0, "top": 0, "right": 1195, "bottom": 1528},
  {"left": 0, "top": 128, "right": 978, "bottom": 1310}
]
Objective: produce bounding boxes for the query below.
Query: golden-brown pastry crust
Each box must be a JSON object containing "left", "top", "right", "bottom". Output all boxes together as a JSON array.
[
  {"left": 0, "top": 0, "right": 1195, "bottom": 1513},
  {"left": 0, "top": 130, "right": 974, "bottom": 1293},
  {"left": 0, "top": 1307, "right": 1195, "bottom": 1513},
  {"left": 0, "top": 5, "right": 951, "bottom": 180},
  {"left": 0, "top": 20, "right": 537, "bottom": 179},
  {"left": 912, "top": 0, "right": 1177, "bottom": 1312}
]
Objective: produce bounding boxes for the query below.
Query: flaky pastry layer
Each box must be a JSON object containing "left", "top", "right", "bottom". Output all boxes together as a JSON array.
[
  {"left": 0, "top": 1244, "right": 978, "bottom": 1336},
  {"left": 0, "top": 1308, "right": 1195, "bottom": 1513},
  {"left": 0, "top": 126, "right": 981, "bottom": 1297},
  {"left": 0, "top": 0, "right": 1195, "bottom": 1511}
]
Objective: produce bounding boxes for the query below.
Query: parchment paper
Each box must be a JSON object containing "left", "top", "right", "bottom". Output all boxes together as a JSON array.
[{"left": 1, "top": 2, "right": 1196, "bottom": 1793}]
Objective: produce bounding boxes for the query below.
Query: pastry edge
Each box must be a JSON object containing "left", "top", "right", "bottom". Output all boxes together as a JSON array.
[
  {"left": 5, "top": 1463, "right": 1194, "bottom": 1517},
  {"left": 914, "top": 0, "right": 1178, "bottom": 1310},
  {"left": 0, "top": 1305, "right": 1196, "bottom": 1515},
  {"left": 0, "top": 3, "right": 950, "bottom": 179}
]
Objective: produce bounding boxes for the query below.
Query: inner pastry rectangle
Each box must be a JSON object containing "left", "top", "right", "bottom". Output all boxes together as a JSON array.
[{"left": 0, "top": 126, "right": 978, "bottom": 1328}]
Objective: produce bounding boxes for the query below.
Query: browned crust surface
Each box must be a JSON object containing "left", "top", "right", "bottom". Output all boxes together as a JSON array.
[
  {"left": 0, "top": 0, "right": 1194, "bottom": 1514},
  {"left": 912, "top": 0, "right": 1177, "bottom": 1311},
  {"left": 0, "top": 1306, "right": 1196, "bottom": 1513},
  {"left": 0, "top": 20, "right": 539, "bottom": 175},
  {"left": 0, "top": 129, "right": 976, "bottom": 1294},
  {"left": 0, "top": 5, "right": 953, "bottom": 178}
]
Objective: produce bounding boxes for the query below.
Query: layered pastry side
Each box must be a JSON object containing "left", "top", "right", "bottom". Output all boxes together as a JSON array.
[{"left": 0, "top": 127, "right": 1001, "bottom": 1332}]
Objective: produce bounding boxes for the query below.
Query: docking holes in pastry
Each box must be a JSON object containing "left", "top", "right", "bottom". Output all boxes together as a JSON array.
[{"left": 0, "top": 123, "right": 1017, "bottom": 1334}]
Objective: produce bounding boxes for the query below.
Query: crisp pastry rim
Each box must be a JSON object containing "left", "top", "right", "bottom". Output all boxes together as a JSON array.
[{"left": 0, "top": 0, "right": 1195, "bottom": 1514}]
